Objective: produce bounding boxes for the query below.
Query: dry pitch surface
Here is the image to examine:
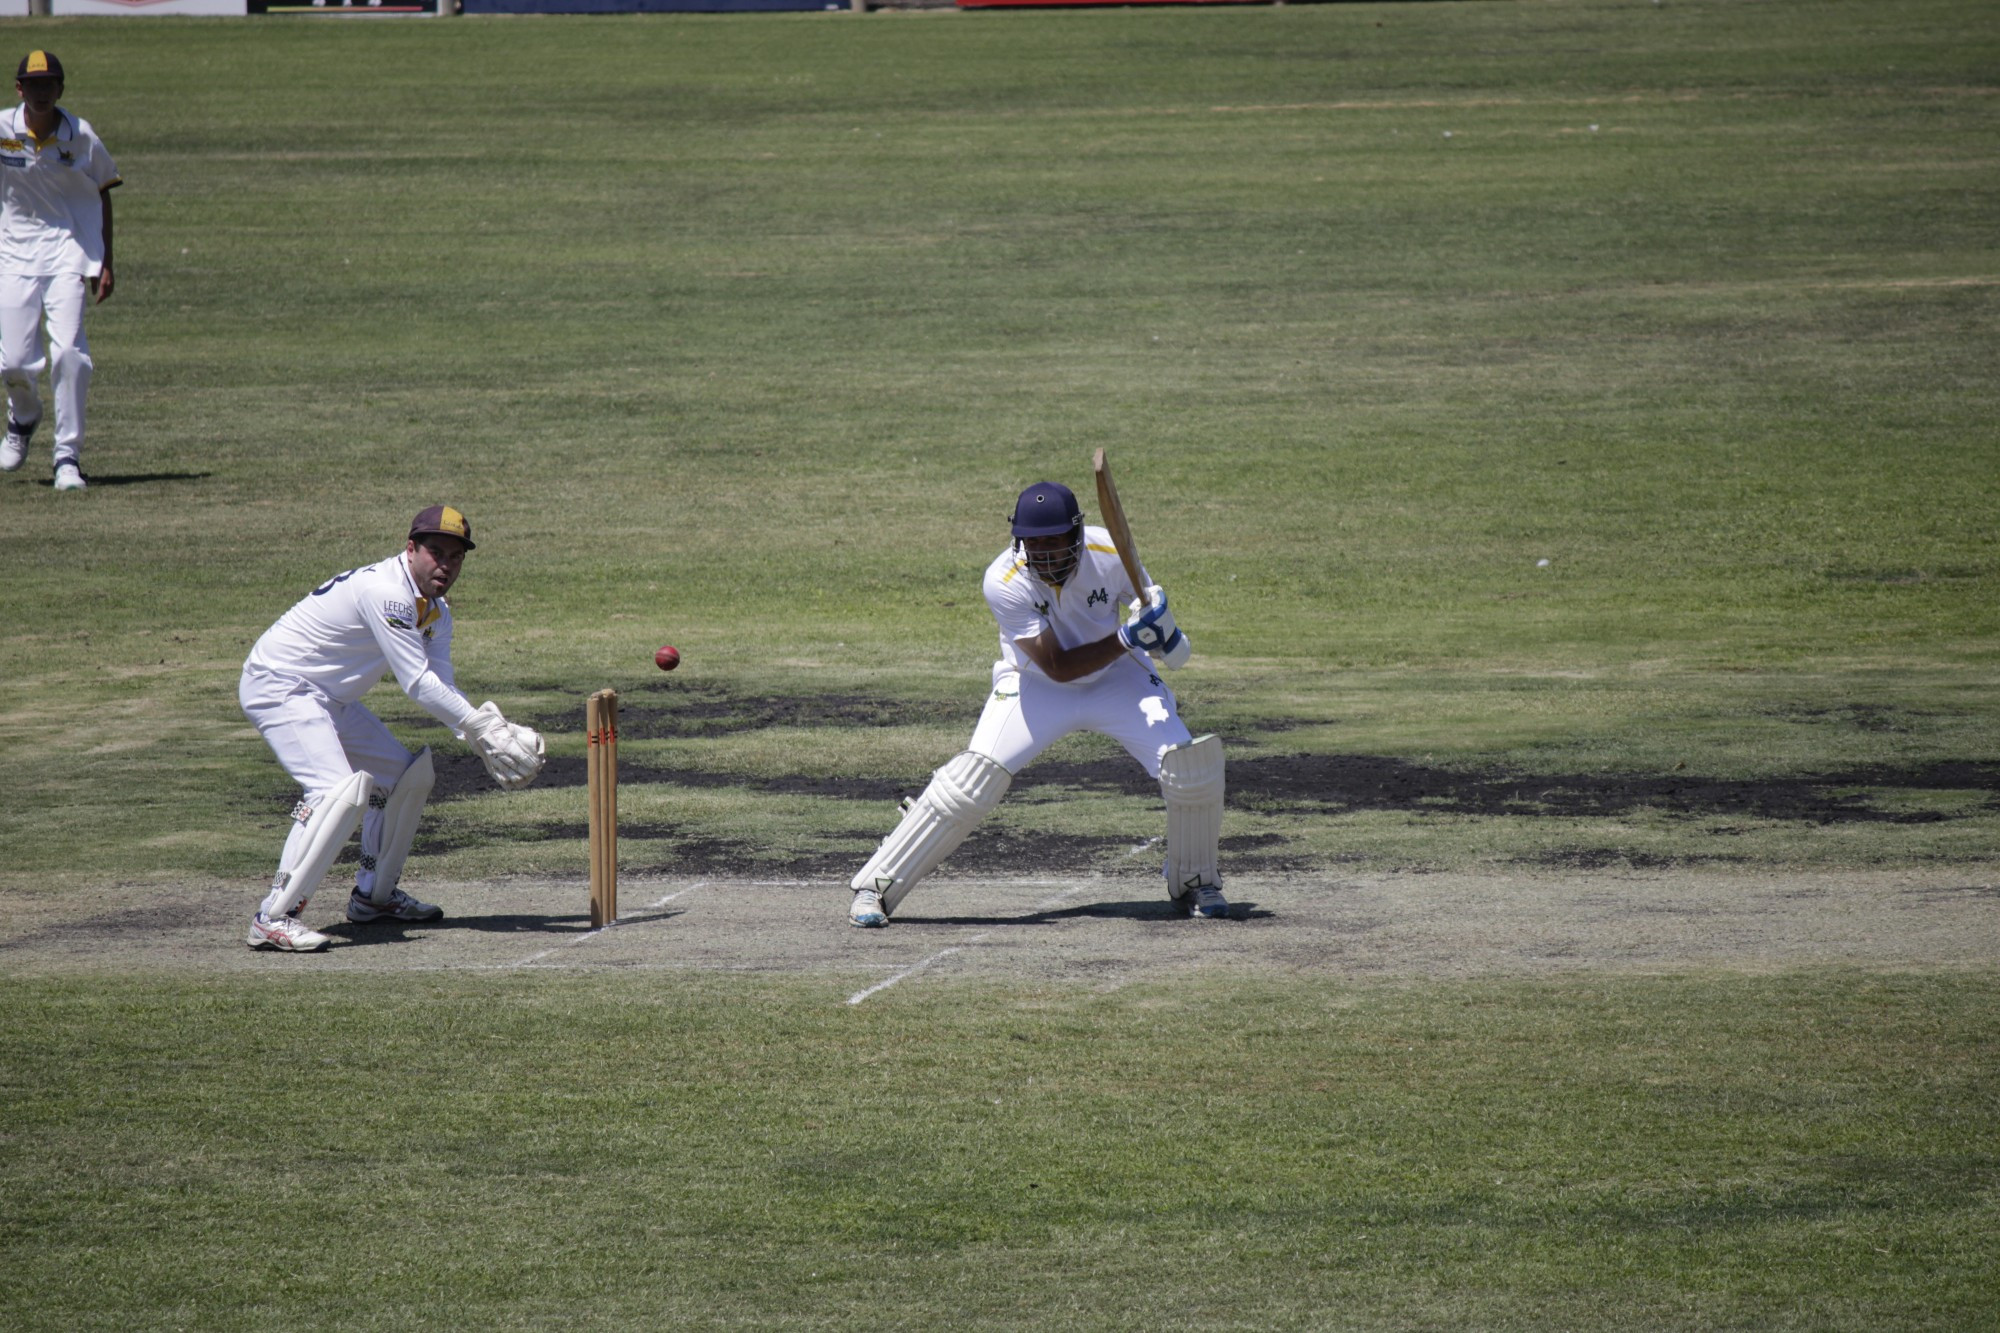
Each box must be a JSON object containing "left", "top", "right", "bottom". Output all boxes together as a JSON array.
[{"left": 4, "top": 870, "right": 1996, "bottom": 998}]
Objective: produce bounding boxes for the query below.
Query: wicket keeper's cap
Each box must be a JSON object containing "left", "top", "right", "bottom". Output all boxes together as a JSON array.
[
  {"left": 16, "top": 51, "right": 62, "bottom": 82},
  {"left": 409, "top": 504, "right": 476, "bottom": 551},
  {"left": 1010, "top": 481, "right": 1082, "bottom": 538}
]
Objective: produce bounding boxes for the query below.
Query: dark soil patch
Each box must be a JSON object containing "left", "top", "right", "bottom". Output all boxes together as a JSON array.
[
  {"left": 250, "top": 688, "right": 1998, "bottom": 880},
  {"left": 429, "top": 748, "right": 2000, "bottom": 828}
]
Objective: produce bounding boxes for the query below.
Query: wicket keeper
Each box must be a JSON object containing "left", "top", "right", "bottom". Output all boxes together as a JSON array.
[
  {"left": 848, "top": 480, "right": 1228, "bottom": 927},
  {"left": 238, "top": 505, "right": 547, "bottom": 952}
]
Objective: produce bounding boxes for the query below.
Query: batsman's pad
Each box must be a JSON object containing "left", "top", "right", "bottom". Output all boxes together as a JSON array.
[
  {"left": 1159, "top": 734, "right": 1224, "bottom": 901},
  {"left": 851, "top": 750, "right": 1013, "bottom": 915},
  {"left": 358, "top": 747, "right": 434, "bottom": 905},
  {"left": 266, "top": 771, "right": 372, "bottom": 920}
]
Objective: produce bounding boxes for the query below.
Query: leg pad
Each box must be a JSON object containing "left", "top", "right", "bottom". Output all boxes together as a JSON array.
[
  {"left": 264, "top": 771, "right": 372, "bottom": 919},
  {"left": 852, "top": 751, "right": 1012, "bottom": 915},
  {"left": 1159, "top": 734, "right": 1224, "bottom": 901},
  {"left": 358, "top": 748, "right": 434, "bottom": 905}
]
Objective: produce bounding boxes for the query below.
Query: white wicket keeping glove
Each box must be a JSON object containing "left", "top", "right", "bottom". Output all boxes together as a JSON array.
[
  {"left": 458, "top": 702, "right": 547, "bottom": 790},
  {"left": 1117, "top": 585, "right": 1193, "bottom": 670}
]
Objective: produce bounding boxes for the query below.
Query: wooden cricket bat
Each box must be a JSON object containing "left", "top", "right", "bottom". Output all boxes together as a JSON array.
[{"left": 1092, "top": 448, "right": 1149, "bottom": 599}]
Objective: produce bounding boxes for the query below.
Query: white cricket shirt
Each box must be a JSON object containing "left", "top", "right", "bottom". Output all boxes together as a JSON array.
[
  {"left": 0, "top": 105, "right": 119, "bottom": 278},
  {"left": 983, "top": 524, "right": 1147, "bottom": 679},
  {"left": 242, "top": 552, "right": 477, "bottom": 731}
]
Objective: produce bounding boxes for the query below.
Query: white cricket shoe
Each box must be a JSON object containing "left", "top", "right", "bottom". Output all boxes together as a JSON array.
[
  {"left": 0, "top": 419, "right": 28, "bottom": 471},
  {"left": 1187, "top": 885, "right": 1230, "bottom": 919},
  {"left": 347, "top": 888, "right": 444, "bottom": 923},
  {"left": 848, "top": 887, "right": 889, "bottom": 928},
  {"left": 53, "top": 461, "right": 85, "bottom": 491},
  {"left": 246, "top": 912, "right": 331, "bottom": 952}
]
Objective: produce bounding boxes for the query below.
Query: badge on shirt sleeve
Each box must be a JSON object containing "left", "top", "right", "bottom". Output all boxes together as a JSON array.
[{"left": 383, "top": 598, "right": 418, "bottom": 630}]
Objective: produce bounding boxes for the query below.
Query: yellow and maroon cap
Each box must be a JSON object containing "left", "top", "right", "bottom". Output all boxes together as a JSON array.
[
  {"left": 409, "top": 504, "right": 475, "bottom": 550},
  {"left": 17, "top": 52, "right": 63, "bottom": 83}
]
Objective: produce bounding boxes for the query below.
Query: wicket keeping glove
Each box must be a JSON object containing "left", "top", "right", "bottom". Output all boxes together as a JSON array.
[{"left": 459, "top": 701, "right": 547, "bottom": 790}]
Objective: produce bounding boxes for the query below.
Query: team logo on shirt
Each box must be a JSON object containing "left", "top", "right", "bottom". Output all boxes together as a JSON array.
[
  {"left": 1087, "top": 587, "right": 1109, "bottom": 608},
  {"left": 383, "top": 599, "right": 418, "bottom": 630},
  {"left": 57, "top": 148, "right": 72, "bottom": 165},
  {"left": 1033, "top": 598, "right": 1050, "bottom": 616}
]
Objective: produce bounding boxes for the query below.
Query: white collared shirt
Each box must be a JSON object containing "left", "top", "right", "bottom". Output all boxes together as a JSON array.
[
  {"left": 983, "top": 525, "right": 1146, "bottom": 679},
  {"left": 0, "top": 105, "right": 119, "bottom": 277},
  {"left": 243, "top": 551, "right": 477, "bottom": 731}
]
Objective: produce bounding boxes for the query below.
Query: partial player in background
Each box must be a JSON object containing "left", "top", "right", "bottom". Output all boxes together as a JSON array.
[
  {"left": 847, "top": 479, "right": 1228, "bottom": 928},
  {"left": 238, "top": 505, "right": 547, "bottom": 952},
  {"left": 0, "top": 51, "right": 118, "bottom": 492}
]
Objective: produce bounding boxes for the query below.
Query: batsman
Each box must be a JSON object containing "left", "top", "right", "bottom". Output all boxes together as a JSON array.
[
  {"left": 237, "top": 505, "right": 547, "bottom": 952},
  {"left": 849, "top": 477, "right": 1228, "bottom": 927}
]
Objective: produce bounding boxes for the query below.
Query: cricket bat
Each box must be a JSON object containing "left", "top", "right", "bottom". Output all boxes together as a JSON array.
[{"left": 1091, "top": 448, "right": 1149, "bottom": 600}]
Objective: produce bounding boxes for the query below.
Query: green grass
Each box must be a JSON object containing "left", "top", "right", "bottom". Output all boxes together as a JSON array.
[
  {"left": 0, "top": 1, "right": 1997, "bottom": 1325},
  {"left": 4, "top": 971, "right": 1996, "bottom": 1331}
]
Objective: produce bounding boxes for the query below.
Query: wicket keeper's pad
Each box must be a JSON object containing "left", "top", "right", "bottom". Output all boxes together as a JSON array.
[
  {"left": 269, "top": 771, "right": 373, "bottom": 919},
  {"left": 358, "top": 747, "right": 434, "bottom": 906},
  {"left": 1159, "top": 734, "right": 1224, "bottom": 900},
  {"left": 852, "top": 750, "right": 1012, "bottom": 915}
]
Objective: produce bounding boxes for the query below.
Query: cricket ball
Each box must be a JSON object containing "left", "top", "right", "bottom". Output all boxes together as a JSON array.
[{"left": 655, "top": 644, "right": 681, "bottom": 672}]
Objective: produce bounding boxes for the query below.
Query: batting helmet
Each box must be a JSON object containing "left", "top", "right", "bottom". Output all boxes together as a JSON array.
[{"left": 1010, "top": 481, "right": 1082, "bottom": 539}]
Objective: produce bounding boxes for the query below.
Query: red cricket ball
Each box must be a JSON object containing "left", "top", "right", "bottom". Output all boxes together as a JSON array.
[{"left": 654, "top": 644, "right": 680, "bottom": 672}]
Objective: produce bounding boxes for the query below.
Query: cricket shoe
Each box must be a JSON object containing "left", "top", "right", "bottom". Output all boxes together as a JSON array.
[
  {"left": 1185, "top": 885, "right": 1230, "bottom": 920},
  {"left": 0, "top": 419, "right": 29, "bottom": 471},
  {"left": 246, "top": 911, "right": 331, "bottom": 952},
  {"left": 347, "top": 888, "right": 444, "bottom": 924},
  {"left": 53, "top": 460, "right": 85, "bottom": 492},
  {"left": 848, "top": 887, "right": 889, "bottom": 929}
]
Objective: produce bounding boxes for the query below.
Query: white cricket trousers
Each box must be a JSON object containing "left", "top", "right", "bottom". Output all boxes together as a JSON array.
[
  {"left": 0, "top": 271, "right": 91, "bottom": 467},
  {"left": 239, "top": 667, "right": 423, "bottom": 916},
  {"left": 968, "top": 653, "right": 1193, "bottom": 780}
]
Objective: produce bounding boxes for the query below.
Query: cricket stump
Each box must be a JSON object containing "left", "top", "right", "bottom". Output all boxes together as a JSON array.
[{"left": 586, "top": 689, "right": 619, "bottom": 928}]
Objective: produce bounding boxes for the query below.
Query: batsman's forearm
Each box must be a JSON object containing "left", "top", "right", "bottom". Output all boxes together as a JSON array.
[{"left": 1041, "top": 634, "right": 1133, "bottom": 683}]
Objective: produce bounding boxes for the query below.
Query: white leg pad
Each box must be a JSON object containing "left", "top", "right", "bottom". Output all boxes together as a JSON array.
[
  {"left": 357, "top": 747, "right": 434, "bottom": 905},
  {"left": 852, "top": 750, "right": 1012, "bottom": 915},
  {"left": 1159, "top": 734, "right": 1225, "bottom": 901},
  {"left": 262, "top": 771, "right": 372, "bottom": 919}
]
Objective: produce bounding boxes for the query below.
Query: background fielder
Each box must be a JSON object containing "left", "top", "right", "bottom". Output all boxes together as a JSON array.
[
  {"left": 239, "top": 505, "right": 547, "bottom": 952},
  {"left": 0, "top": 51, "right": 118, "bottom": 493},
  {"left": 848, "top": 479, "right": 1228, "bottom": 927}
]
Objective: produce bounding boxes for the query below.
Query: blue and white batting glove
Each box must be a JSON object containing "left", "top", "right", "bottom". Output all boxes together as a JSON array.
[{"left": 1118, "top": 585, "right": 1193, "bottom": 669}]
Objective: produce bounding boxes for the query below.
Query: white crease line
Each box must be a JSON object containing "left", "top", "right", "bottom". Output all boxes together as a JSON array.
[
  {"left": 646, "top": 880, "right": 708, "bottom": 909},
  {"left": 847, "top": 931, "right": 990, "bottom": 1006},
  {"left": 506, "top": 881, "right": 707, "bottom": 968},
  {"left": 1127, "top": 836, "right": 1162, "bottom": 858}
]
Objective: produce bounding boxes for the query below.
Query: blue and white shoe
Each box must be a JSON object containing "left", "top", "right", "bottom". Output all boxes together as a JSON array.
[
  {"left": 848, "top": 887, "right": 889, "bottom": 929},
  {"left": 347, "top": 888, "right": 443, "bottom": 924},
  {"left": 1186, "top": 885, "right": 1229, "bottom": 919}
]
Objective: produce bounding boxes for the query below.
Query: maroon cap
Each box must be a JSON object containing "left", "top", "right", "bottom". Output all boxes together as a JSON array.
[
  {"left": 409, "top": 504, "right": 475, "bottom": 550},
  {"left": 17, "top": 51, "right": 63, "bottom": 82}
]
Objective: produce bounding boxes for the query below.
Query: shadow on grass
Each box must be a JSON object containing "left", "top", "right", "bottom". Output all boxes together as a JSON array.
[
  {"left": 898, "top": 897, "right": 1268, "bottom": 926},
  {"left": 33, "top": 470, "right": 211, "bottom": 488},
  {"left": 324, "top": 908, "right": 687, "bottom": 944}
]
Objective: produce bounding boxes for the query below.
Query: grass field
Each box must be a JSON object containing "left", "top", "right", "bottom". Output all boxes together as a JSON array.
[{"left": 1, "top": 0, "right": 1997, "bottom": 1327}]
